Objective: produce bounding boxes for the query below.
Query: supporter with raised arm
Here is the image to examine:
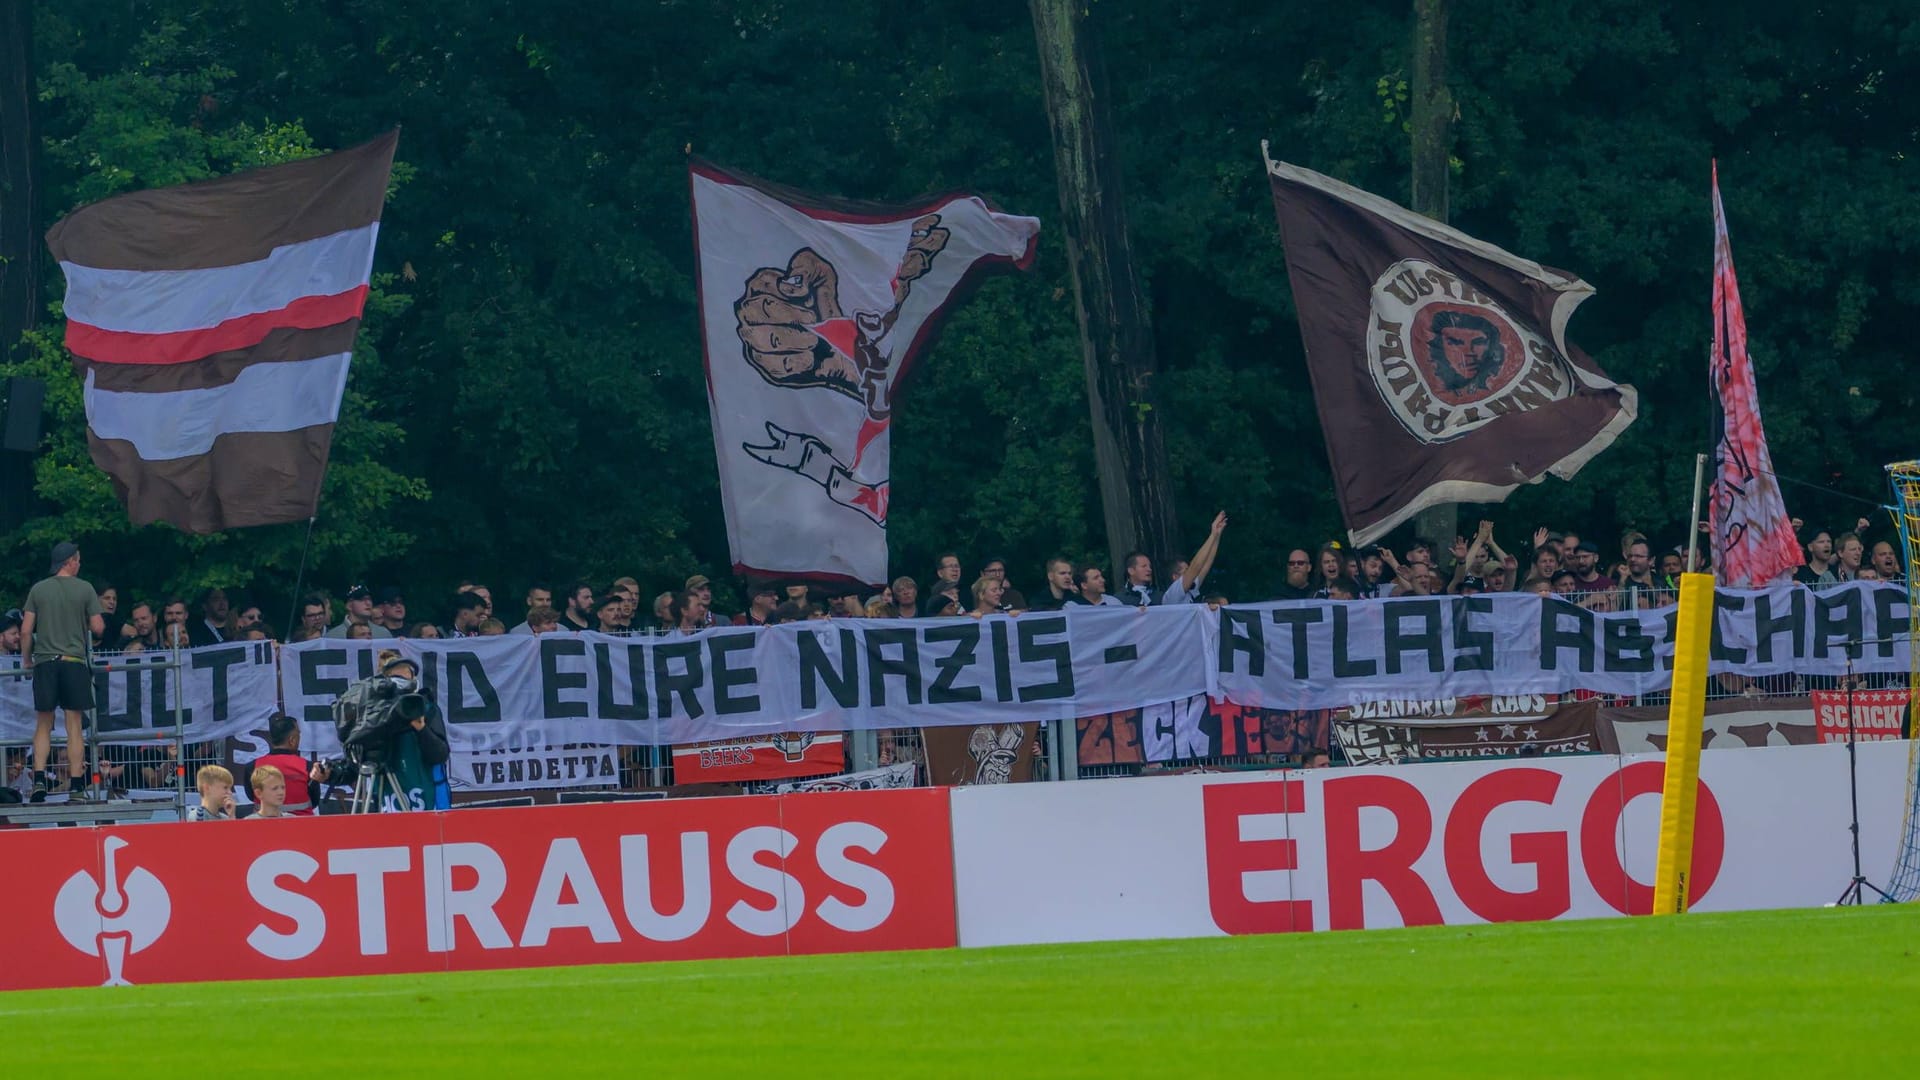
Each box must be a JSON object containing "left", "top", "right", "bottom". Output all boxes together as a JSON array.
[
  {"left": 1273, "top": 549, "right": 1316, "bottom": 600},
  {"left": 1165, "top": 512, "right": 1229, "bottom": 605},
  {"left": 1445, "top": 523, "right": 1494, "bottom": 593},
  {"left": 1064, "top": 565, "right": 1122, "bottom": 607}
]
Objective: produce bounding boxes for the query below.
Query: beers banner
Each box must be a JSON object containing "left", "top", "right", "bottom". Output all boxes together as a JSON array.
[{"left": 4, "top": 583, "right": 1913, "bottom": 748}]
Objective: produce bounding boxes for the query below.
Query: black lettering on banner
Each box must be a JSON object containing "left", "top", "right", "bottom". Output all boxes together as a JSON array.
[
  {"left": 299, "top": 648, "right": 356, "bottom": 726},
  {"left": 798, "top": 628, "right": 860, "bottom": 710},
  {"left": 1660, "top": 608, "right": 1678, "bottom": 671},
  {"left": 863, "top": 626, "right": 923, "bottom": 707},
  {"left": 445, "top": 651, "right": 503, "bottom": 724},
  {"left": 1016, "top": 615, "right": 1073, "bottom": 702},
  {"left": 989, "top": 619, "right": 1014, "bottom": 702},
  {"left": 149, "top": 666, "right": 194, "bottom": 729},
  {"left": 593, "top": 642, "right": 649, "bottom": 721},
  {"left": 1812, "top": 589, "right": 1865, "bottom": 660},
  {"left": 1451, "top": 595, "right": 1494, "bottom": 672},
  {"left": 1330, "top": 604, "right": 1377, "bottom": 678},
  {"left": 1383, "top": 599, "right": 1443, "bottom": 675},
  {"left": 707, "top": 634, "right": 761, "bottom": 715},
  {"left": 652, "top": 639, "right": 705, "bottom": 719},
  {"left": 193, "top": 645, "right": 244, "bottom": 726},
  {"left": 1709, "top": 592, "right": 1748, "bottom": 664},
  {"left": 93, "top": 660, "right": 147, "bottom": 734},
  {"left": 1270, "top": 607, "right": 1325, "bottom": 680},
  {"left": 540, "top": 637, "right": 590, "bottom": 719},
  {"left": 1539, "top": 599, "right": 1596, "bottom": 672},
  {"left": 1601, "top": 614, "right": 1657, "bottom": 673},
  {"left": 1751, "top": 588, "right": 1805, "bottom": 664},
  {"left": 1872, "top": 585, "right": 1908, "bottom": 660},
  {"left": 924, "top": 623, "right": 982, "bottom": 705},
  {"left": 1219, "top": 609, "right": 1265, "bottom": 677}
]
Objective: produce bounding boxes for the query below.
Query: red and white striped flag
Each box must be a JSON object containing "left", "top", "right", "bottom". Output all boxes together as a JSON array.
[
  {"left": 44, "top": 131, "right": 397, "bottom": 533},
  {"left": 1708, "top": 161, "right": 1803, "bottom": 586}
]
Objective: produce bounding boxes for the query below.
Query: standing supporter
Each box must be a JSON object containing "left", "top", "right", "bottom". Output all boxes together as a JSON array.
[
  {"left": 374, "top": 587, "right": 409, "bottom": 636},
  {"left": 1165, "top": 512, "right": 1229, "bottom": 604},
  {"left": 510, "top": 583, "right": 554, "bottom": 635},
  {"left": 346, "top": 623, "right": 374, "bottom": 640},
  {"left": 932, "top": 553, "right": 964, "bottom": 601},
  {"left": 735, "top": 585, "right": 779, "bottom": 627},
  {"left": 93, "top": 584, "right": 126, "bottom": 650},
  {"left": 769, "top": 601, "right": 807, "bottom": 624},
  {"left": 685, "top": 576, "right": 722, "bottom": 625},
  {"left": 459, "top": 582, "right": 496, "bottom": 620},
  {"left": 609, "top": 582, "right": 638, "bottom": 632},
  {"left": 1064, "top": 565, "right": 1122, "bottom": 606},
  {"left": 296, "top": 594, "right": 331, "bottom": 640},
  {"left": 231, "top": 601, "right": 263, "bottom": 638},
  {"left": 1872, "top": 541, "right": 1904, "bottom": 583},
  {"left": 1272, "top": 550, "right": 1316, "bottom": 600},
  {"left": 1, "top": 609, "right": 21, "bottom": 657},
  {"left": 969, "top": 576, "right": 1007, "bottom": 616},
  {"left": 1030, "top": 558, "right": 1078, "bottom": 610},
  {"left": 1794, "top": 529, "right": 1837, "bottom": 585},
  {"left": 189, "top": 587, "right": 231, "bottom": 647},
  {"left": 594, "top": 593, "right": 626, "bottom": 634},
  {"left": 326, "top": 586, "right": 393, "bottom": 639},
  {"left": 670, "top": 590, "right": 710, "bottom": 633},
  {"left": 20, "top": 542, "right": 103, "bottom": 803},
  {"left": 1312, "top": 543, "right": 1351, "bottom": 599},
  {"left": 161, "top": 597, "right": 190, "bottom": 645},
  {"left": 891, "top": 577, "right": 925, "bottom": 619},
  {"left": 408, "top": 622, "right": 443, "bottom": 639},
  {"left": 865, "top": 598, "right": 898, "bottom": 618},
  {"left": 1551, "top": 569, "right": 1579, "bottom": 596},
  {"left": 449, "top": 592, "right": 490, "bottom": 636},
  {"left": 477, "top": 618, "right": 506, "bottom": 636},
  {"left": 1569, "top": 542, "right": 1607, "bottom": 591},
  {"left": 1834, "top": 532, "right": 1865, "bottom": 581},
  {"left": 978, "top": 559, "right": 1027, "bottom": 610},
  {"left": 527, "top": 608, "right": 563, "bottom": 634},
  {"left": 1118, "top": 551, "right": 1157, "bottom": 607},
  {"left": 248, "top": 717, "right": 320, "bottom": 815},
  {"left": 559, "top": 581, "right": 596, "bottom": 633}
]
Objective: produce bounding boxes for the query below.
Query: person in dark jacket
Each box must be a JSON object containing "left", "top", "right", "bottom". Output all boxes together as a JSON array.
[{"left": 312, "top": 652, "right": 450, "bottom": 812}]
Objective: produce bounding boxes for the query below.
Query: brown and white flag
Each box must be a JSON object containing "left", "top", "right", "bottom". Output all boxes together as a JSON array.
[
  {"left": 45, "top": 131, "right": 398, "bottom": 533},
  {"left": 1263, "top": 147, "right": 1637, "bottom": 545}
]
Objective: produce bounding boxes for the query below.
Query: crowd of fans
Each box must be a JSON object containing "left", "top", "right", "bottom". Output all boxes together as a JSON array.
[{"left": 0, "top": 513, "right": 1909, "bottom": 663}]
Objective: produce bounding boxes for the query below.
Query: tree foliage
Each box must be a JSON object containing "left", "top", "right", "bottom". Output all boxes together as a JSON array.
[{"left": 4, "top": 0, "right": 1917, "bottom": 611}]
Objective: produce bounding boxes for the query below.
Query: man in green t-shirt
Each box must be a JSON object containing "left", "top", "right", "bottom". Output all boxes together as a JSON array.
[{"left": 20, "top": 541, "right": 104, "bottom": 802}]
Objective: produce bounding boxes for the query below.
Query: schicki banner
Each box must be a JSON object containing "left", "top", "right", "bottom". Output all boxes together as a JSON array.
[
  {"left": 690, "top": 159, "right": 1039, "bottom": 588},
  {"left": 1262, "top": 149, "right": 1637, "bottom": 545},
  {"left": 5, "top": 789, "right": 956, "bottom": 991}
]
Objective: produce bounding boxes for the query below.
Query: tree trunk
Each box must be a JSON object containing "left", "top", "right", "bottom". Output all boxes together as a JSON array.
[
  {"left": 1028, "top": 0, "right": 1178, "bottom": 580},
  {"left": 1409, "top": 0, "right": 1457, "bottom": 550},
  {"left": 0, "top": 0, "right": 36, "bottom": 362}
]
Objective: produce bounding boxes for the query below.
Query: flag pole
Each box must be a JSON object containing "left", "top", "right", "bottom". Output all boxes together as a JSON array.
[
  {"left": 284, "top": 515, "right": 318, "bottom": 639},
  {"left": 1687, "top": 452, "right": 1707, "bottom": 572}
]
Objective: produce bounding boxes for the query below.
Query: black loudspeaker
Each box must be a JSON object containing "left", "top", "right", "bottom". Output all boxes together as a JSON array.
[{"left": 2, "top": 376, "right": 45, "bottom": 452}]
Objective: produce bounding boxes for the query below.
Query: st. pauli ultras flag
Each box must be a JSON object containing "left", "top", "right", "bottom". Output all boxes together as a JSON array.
[
  {"left": 691, "top": 159, "right": 1039, "bottom": 588},
  {"left": 1707, "top": 162, "right": 1803, "bottom": 587},
  {"left": 44, "top": 131, "right": 398, "bottom": 533},
  {"left": 1262, "top": 145, "right": 1638, "bottom": 545}
]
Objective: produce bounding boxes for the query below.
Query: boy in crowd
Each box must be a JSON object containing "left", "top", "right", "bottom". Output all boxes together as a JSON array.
[
  {"left": 187, "top": 764, "right": 237, "bottom": 821},
  {"left": 249, "top": 765, "right": 291, "bottom": 819}
]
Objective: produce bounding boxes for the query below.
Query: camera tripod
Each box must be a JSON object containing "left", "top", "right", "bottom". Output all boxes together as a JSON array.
[
  {"left": 1834, "top": 650, "right": 1894, "bottom": 906},
  {"left": 346, "top": 757, "right": 411, "bottom": 814}
]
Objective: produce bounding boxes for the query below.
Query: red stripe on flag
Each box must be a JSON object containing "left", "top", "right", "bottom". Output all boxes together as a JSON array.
[{"left": 64, "top": 286, "right": 370, "bottom": 365}]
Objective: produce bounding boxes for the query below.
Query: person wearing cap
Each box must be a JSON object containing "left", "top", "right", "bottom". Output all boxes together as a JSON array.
[
  {"left": 20, "top": 541, "right": 105, "bottom": 802},
  {"left": 684, "top": 575, "right": 721, "bottom": 627},
  {"left": 734, "top": 584, "right": 780, "bottom": 627},
  {"left": 1456, "top": 575, "right": 1487, "bottom": 596},
  {"left": 0, "top": 609, "right": 22, "bottom": 658},
  {"left": 310, "top": 652, "right": 451, "bottom": 812},
  {"left": 594, "top": 591, "right": 626, "bottom": 634},
  {"left": 326, "top": 585, "right": 394, "bottom": 639},
  {"left": 1569, "top": 540, "right": 1607, "bottom": 592},
  {"left": 372, "top": 587, "right": 409, "bottom": 636}
]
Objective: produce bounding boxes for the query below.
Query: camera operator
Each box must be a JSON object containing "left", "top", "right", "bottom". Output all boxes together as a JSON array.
[{"left": 312, "top": 652, "right": 451, "bottom": 812}]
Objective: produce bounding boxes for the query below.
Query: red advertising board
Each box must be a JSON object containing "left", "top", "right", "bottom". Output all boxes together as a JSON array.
[
  {"left": 0, "top": 788, "right": 954, "bottom": 991},
  {"left": 1810, "top": 688, "right": 1909, "bottom": 744}
]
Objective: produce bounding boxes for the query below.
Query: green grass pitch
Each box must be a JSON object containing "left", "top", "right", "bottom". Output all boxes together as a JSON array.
[{"left": 9, "top": 906, "right": 1915, "bottom": 1075}]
